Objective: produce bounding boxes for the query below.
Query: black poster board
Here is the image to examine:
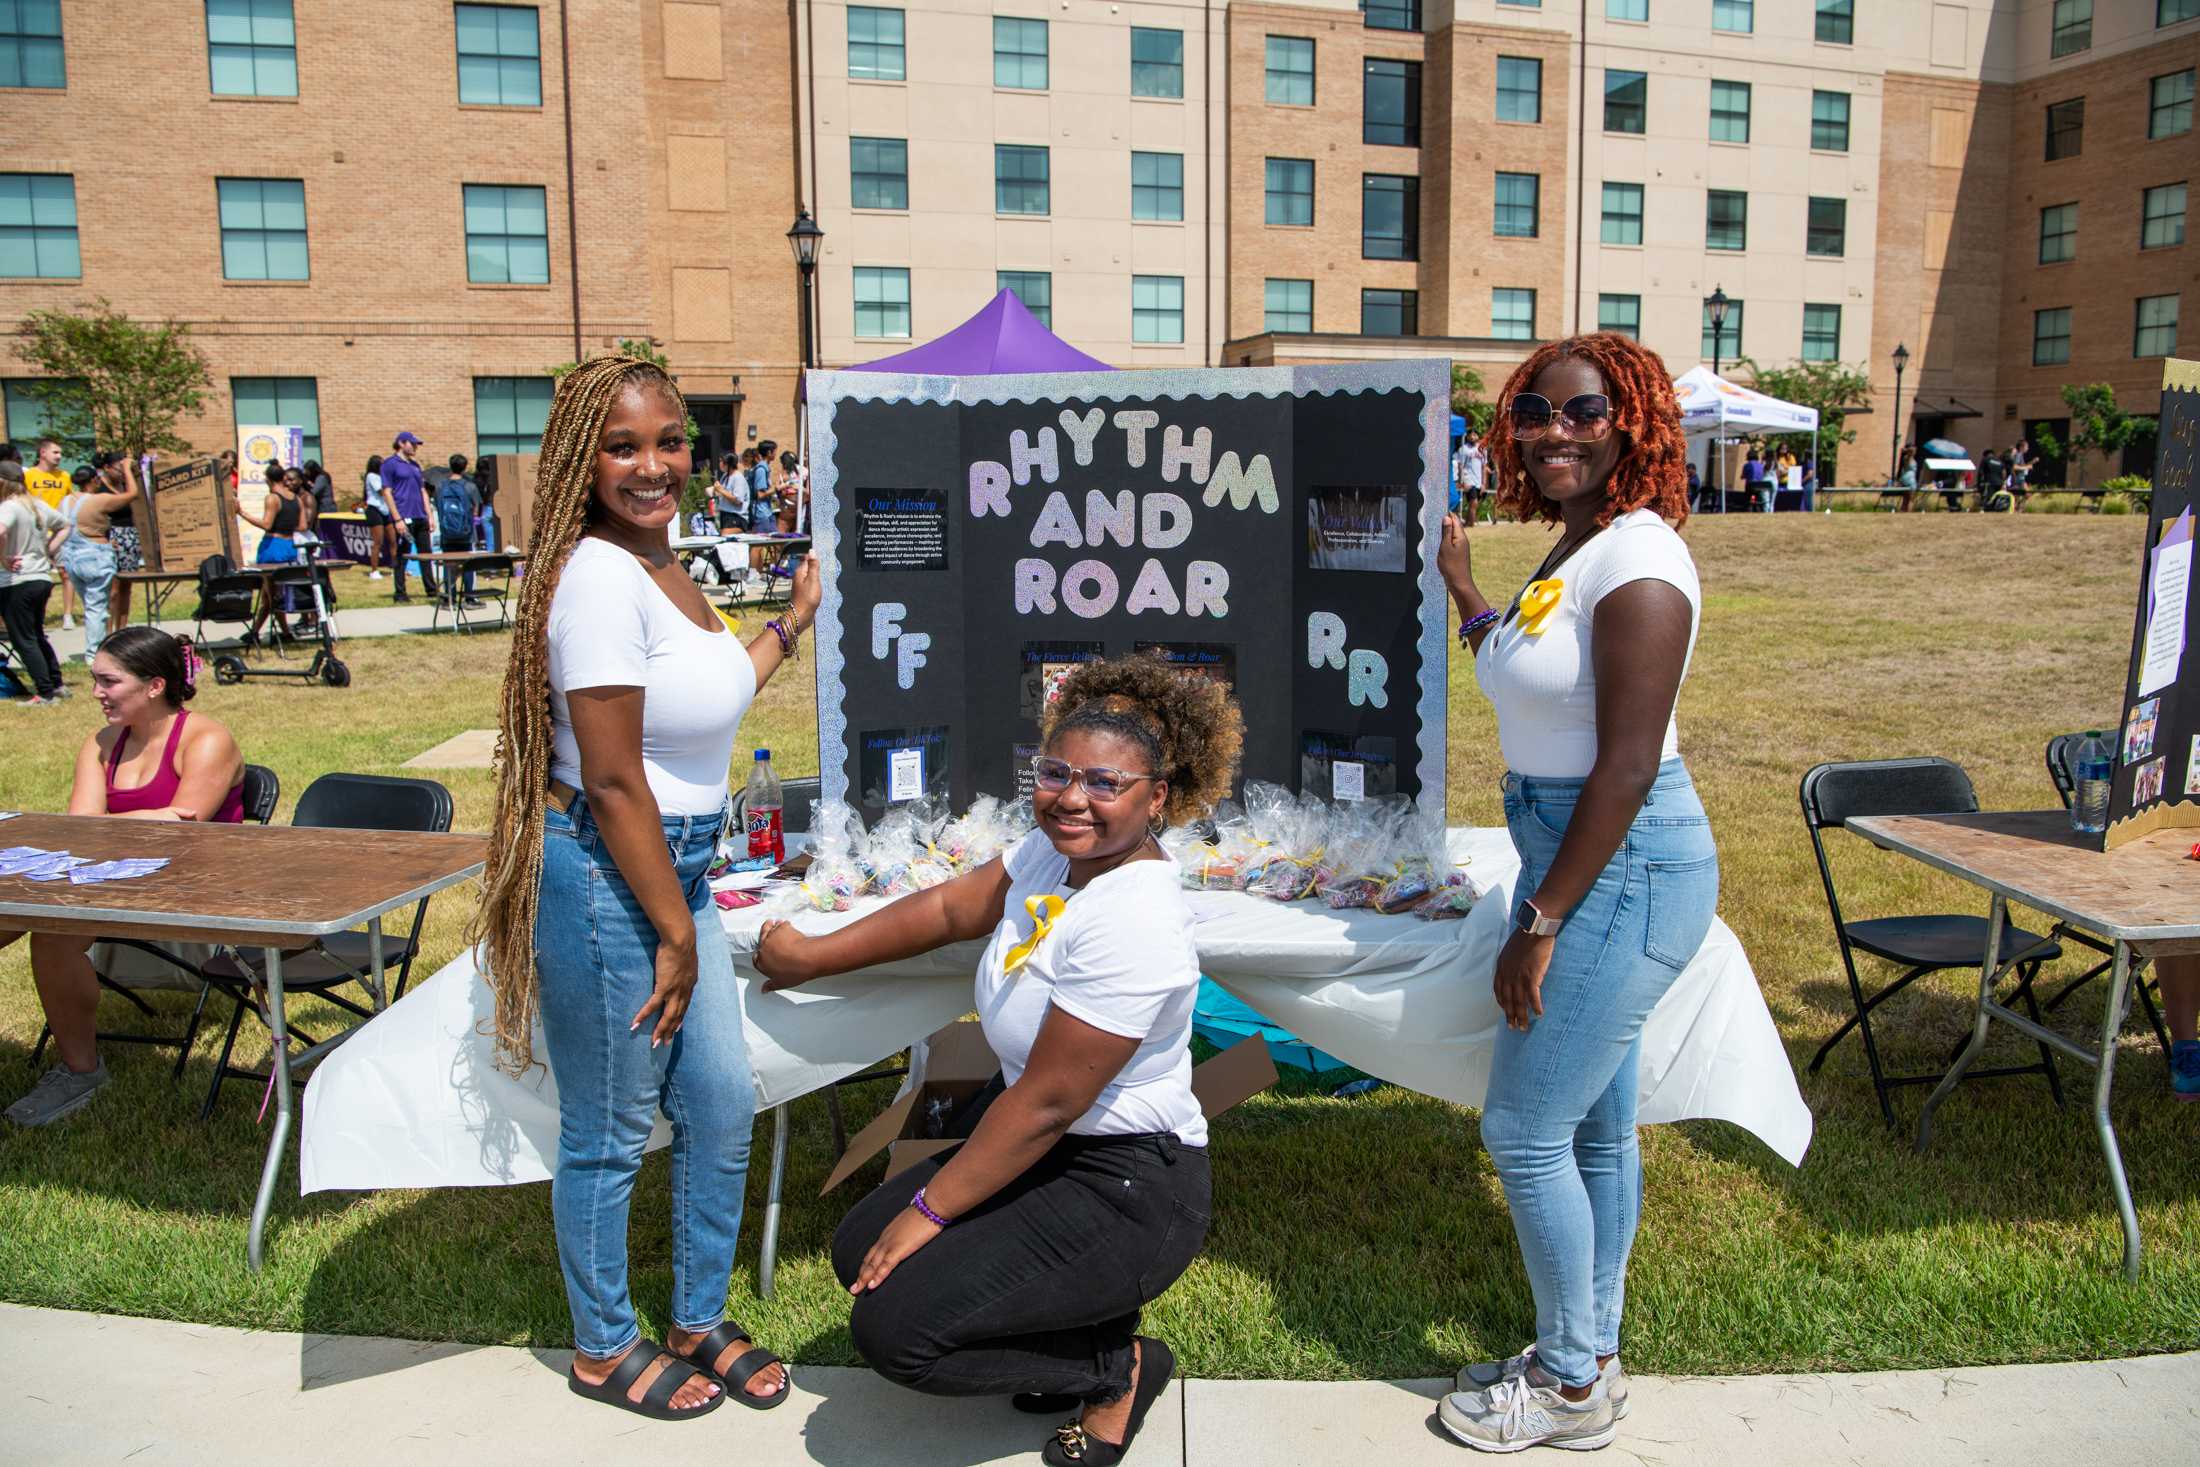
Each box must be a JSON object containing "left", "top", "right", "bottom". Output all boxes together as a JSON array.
[
  {"left": 2101, "top": 359, "right": 2200, "bottom": 850},
  {"left": 806, "top": 363, "right": 1451, "bottom": 820}
]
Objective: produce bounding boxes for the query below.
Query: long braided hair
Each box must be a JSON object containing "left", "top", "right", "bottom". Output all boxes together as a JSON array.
[{"left": 469, "top": 355, "right": 689, "bottom": 1073}]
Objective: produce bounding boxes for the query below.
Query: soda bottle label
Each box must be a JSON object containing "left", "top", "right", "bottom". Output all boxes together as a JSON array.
[{"left": 746, "top": 806, "right": 784, "bottom": 861}]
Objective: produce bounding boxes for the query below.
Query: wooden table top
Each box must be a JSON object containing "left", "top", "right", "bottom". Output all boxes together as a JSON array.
[
  {"left": 1847, "top": 811, "right": 2200, "bottom": 950},
  {"left": 0, "top": 813, "right": 485, "bottom": 946}
]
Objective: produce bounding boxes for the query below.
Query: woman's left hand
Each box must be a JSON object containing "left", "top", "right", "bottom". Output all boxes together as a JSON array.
[
  {"left": 1493, "top": 928, "right": 1553, "bottom": 1031},
  {"left": 850, "top": 1204, "right": 941, "bottom": 1294},
  {"left": 790, "top": 553, "right": 822, "bottom": 628}
]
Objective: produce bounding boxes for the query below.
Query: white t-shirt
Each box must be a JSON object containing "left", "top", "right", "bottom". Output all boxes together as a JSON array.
[
  {"left": 1474, "top": 508, "right": 1701, "bottom": 779},
  {"left": 972, "top": 830, "right": 1206, "bottom": 1146},
  {"left": 0, "top": 495, "right": 67, "bottom": 586},
  {"left": 547, "top": 537, "right": 757, "bottom": 815},
  {"left": 1455, "top": 442, "right": 1486, "bottom": 489}
]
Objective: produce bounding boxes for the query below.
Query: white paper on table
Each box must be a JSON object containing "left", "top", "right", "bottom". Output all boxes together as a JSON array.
[{"left": 2139, "top": 511, "right": 2192, "bottom": 697}]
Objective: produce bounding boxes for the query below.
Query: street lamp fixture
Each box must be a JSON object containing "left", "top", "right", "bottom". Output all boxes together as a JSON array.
[
  {"left": 1704, "top": 286, "right": 1730, "bottom": 377},
  {"left": 786, "top": 206, "right": 824, "bottom": 386},
  {"left": 1890, "top": 341, "right": 1911, "bottom": 477}
]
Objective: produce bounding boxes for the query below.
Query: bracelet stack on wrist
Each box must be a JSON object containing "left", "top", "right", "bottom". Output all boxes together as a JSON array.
[
  {"left": 910, "top": 1185, "right": 954, "bottom": 1227},
  {"left": 1459, "top": 608, "right": 1500, "bottom": 644},
  {"left": 765, "top": 615, "right": 801, "bottom": 660}
]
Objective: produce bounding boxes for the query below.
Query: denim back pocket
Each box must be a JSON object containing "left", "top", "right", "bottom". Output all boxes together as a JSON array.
[{"left": 1641, "top": 853, "right": 1720, "bottom": 970}]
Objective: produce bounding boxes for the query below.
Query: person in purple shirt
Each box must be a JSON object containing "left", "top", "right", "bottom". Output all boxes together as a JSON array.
[{"left": 382, "top": 431, "right": 436, "bottom": 601}]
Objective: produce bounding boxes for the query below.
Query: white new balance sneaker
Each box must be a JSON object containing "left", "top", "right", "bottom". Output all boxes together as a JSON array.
[
  {"left": 1454, "top": 1346, "right": 1629, "bottom": 1419},
  {"left": 1438, "top": 1366, "right": 1616, "bottom": 1453}
]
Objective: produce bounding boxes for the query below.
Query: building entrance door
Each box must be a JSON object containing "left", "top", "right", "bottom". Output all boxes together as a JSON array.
[{"left": 689, "top": 397, "right": 738, "bottom": 475}]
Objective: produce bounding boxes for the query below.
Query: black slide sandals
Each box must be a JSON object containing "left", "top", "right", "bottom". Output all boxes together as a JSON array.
[
  {"left": 567, "top": 1338, "right": 724, "bottom": 1421},
  {"left": 672, "top": 1318, "right": 794, "bottom": 1410}
]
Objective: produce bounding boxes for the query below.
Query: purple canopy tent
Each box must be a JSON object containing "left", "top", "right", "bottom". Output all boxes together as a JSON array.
[{"left": 847, "top": 288, "right": 1116, "bottom": 376}]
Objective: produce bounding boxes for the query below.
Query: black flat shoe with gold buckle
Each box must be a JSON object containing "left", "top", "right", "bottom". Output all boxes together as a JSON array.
[{"left": 1039, "top": 1338, "right": 1175, "bottom": 1466}]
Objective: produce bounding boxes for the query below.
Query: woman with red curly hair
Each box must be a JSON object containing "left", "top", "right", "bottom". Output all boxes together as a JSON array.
[{"left": 1433, "top": 333, "right": 1717, "bottom": 1454}]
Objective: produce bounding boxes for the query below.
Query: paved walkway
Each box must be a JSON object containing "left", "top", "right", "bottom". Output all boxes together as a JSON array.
[{"left": 6, "top": 1304, "right": 2191, "bottom": 1465}]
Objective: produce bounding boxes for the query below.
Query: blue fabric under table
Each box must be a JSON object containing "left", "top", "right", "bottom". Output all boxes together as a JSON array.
[{"left": 1192, "top": 976, "right": 1351, "bottom": 1073}]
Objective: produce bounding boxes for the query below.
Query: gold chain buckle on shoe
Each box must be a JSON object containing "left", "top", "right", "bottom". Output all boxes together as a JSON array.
[{"left": 1053, "top": 1421, "right": 1091, "bottom": 1460}]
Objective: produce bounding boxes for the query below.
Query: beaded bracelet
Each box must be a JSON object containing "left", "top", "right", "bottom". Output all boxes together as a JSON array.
[
  {"left": 1458, "top": 609, "right": 1501, "bottom": 644},
  {"left": 910, "top": 1185, "right": 954, "bottom": 1228},
  {"left": 766, "top": 617, "right": 800, "bottom": 660}
]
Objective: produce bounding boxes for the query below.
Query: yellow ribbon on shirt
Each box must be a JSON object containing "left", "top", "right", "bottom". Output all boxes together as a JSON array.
[
  {"left": 1001, "top": 893, "right": 1067, "bottom": 974},
  {"left": 1516, "top": 578, "right": 1564, "bottom": 635}
]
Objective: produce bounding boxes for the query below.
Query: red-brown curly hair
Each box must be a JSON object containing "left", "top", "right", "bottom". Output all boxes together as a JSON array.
[{"left": 1488, "top": 333, "right": 1690, "bottom": 530}]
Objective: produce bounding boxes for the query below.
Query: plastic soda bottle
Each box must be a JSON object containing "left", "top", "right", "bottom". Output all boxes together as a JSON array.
[
  {"left": 745, "top": 748, "right": 785, "bottom": 861},
  {"left": 2071, "top": 730, "right": 2112, "bottom": 835}
]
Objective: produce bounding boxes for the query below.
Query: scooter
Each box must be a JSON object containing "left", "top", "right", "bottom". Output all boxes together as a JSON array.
[{"left": 210, "top": 535, "right": 352, "bottom": 688}]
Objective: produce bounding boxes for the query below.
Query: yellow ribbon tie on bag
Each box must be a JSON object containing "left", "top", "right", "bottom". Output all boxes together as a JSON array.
[
  {"left": 1002, "top": 893, "right": 1067, "bottom": 974},
  {"left": 1516, "top": 578, "right": 1564, "bottom": 635}
]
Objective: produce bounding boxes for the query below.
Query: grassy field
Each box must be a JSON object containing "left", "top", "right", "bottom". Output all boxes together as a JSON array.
[{"left": 2, "top": 514, "right": 2194, "bottom": 1380}]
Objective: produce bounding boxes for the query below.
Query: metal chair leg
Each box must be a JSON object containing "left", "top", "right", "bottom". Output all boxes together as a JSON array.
[
  {"left": 826, "top": 1085, "right": 849, "bottom": 1156},
  {"left": 2011, "top": 960, "right": 2065, "bottom": 1107},
  {"left": 200, "top": 998, "right": 250, "bottom": 1122},
  {"left": 758, "top": 1102, "right": 790, "bottom": 1299},
  {"left": 171, "top": 982, "right": 215, "bottom": 1083}
]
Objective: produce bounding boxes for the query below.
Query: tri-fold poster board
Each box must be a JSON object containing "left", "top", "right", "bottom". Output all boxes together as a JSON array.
[
  {"left": 2102, "top": 358, "right": 2200, "bottom": 849},
  {"left": 805, "top": 362, "right": 1452, "bottom": 820}
]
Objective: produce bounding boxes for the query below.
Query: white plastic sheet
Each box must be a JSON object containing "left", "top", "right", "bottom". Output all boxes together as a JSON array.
[{"left": 301, "top": 829, "right": 1811, "bottom": 1193}]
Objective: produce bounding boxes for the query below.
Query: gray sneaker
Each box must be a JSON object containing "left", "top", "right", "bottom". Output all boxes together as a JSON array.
[
  {"left": 1454, "top": 1346, "right": 1629, "bottom": 1419},
  {"left": 5, "top": 1062, "right": 111, "bottom": 1126},
  {"left": 1438, "top": 1367, "right": 1617, "bottom": 1453}
]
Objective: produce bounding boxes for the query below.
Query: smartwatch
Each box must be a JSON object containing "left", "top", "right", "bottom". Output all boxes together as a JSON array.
[{"left": 1511, "top": 896, "right": 1564, "bottom": 937}]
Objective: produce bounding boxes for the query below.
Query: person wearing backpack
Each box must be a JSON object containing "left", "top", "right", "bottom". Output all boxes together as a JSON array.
[{"left": 438, "top": 454, "right": 484, "bottom": 608}]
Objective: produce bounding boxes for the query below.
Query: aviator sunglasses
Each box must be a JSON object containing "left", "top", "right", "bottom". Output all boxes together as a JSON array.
[
  {"left": 1508, "top": 392, "right": 1614, "bottom": 443},
  {"left": 1030, "top": 756, "right": 1156, "bottom": 803}
]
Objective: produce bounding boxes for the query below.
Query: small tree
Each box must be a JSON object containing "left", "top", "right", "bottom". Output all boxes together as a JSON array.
[
  {"left": 1450, "top": 363, "right": 1495, "bottom": 434},
  {"left": 16, "top": 298, "right": 212, "bottom": 459},
  {"left": 1732, "top": 356, "right": 1871, "bottom": 484},
  {"left": 547, "top": 337, "right": 698, "bottom": 440},
  {"left": 2029, "top": 383, "right": 2155, "bottom": 487}
]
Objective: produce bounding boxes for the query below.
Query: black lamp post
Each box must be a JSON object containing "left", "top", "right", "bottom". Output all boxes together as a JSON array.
[
  {"left": 786, "top": 207, "right": 824, "bottom": 372},
  {"left": 1889, "top": 341, "right": 1911, "bottom": 479},
  {"left": 1705, "top": 286, "right": 1731, "bottom": 508}
]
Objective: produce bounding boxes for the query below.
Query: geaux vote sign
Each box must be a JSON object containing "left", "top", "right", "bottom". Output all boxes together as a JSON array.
[{"left": 805, "top": 362, "right": 1452, "bottom": 820}]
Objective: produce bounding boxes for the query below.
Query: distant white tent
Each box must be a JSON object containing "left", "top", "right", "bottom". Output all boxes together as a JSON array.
[{"left": 1672, "top": 365, "right": 1822, "bottom": 507}]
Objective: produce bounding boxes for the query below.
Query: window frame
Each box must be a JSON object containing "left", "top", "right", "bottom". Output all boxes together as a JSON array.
[
  {"left": 1802, "top": 303, "right": 1841, "bottom": 362},
  {"left": 1604, "top": 69, "right": 1646, "bottom": 134},
  {"left": 1494, "top": 171, "right": 1539, "bottom": 239},
  {"left": 2142, "top": 183, "right": 2187, "bottom": 249},
  {"left": 2163, "top": 0, "right": 2200, "bottom": 26},
  {"left": 1712, "top": 0, "right": 1753, "bottom": 35},
  {"left": 1264, "top": 278, "right": 1313, "bottom": 333},
  {"left": 1363, "top": 58, "right": 1421, "bottom": 147},
  {"left": 1607, "top": 0, "right": 1649, "bottom": 21},
  {"left": 2135, "top": 294, "right": 2180, "bottom": 357},
  {"left": 1130, "top": 27, "right": 1183, "bottom": 100},
  {"left": 1597, "top": 293, "right": 1641, "bottom": 338},
  {"left": 0, "top": 172, "right": 80, "bottom": 279},
  {"left": 1491, "top": 287, "right": 1536, "bottom": 341},
  {"left": 2151, "top": 70, "right": 2195, "bottom": 140},
  {"left": 0, "top": 0, "right": 66, "bottom": 89},
  {"left": 230, "top": 375, "right": 323, "bottom": 462},
  {"left": 2050, "top": 0, "right": 2092, "bottom": 58},
  {"left": 1132, "top": 274, "right": 1185, "bottom": 345},
  {"left": 2038, "top": 202, "right": 2078, "bottom": 263},
  {"left": 2045, "top": 98, "right": 2084, "bottom": 160},
  {"left": 3, "top": 378, "right": 91, "bottom": 464},
  {"left": 993, "top": 16, "right": 1048, "bottom": 91},
  {"left": 2032, "top": 306, "right": 2072, "bottom": 366},
  {"left": 216, "top": 176, "right": 310, "bottom": 281},
  {"left": 1807, "top": 196, "right": 1847, "bottom": 258},
  {"left": 1363, "top": 0, "right": 1420, "bottom": 34},
  {"left": 847, "top": 6, "right": 906, "bottom": 82},
  {"left": 1360, "top": 287, "right": 1417, "bottom": 337},
  {"left": 1496, "top": 56, "right": 1541, "bottom": 124},
  {"left": 1265, "top": 36, "right": 1314, "bottom": 106},
  {"left": 1815, "top": 0, "right": 1853, "bottom": 44},
  {"left": 454, "top": 3, "right": 542, "bottom": 108},
  {"left": 1710, "top": 79, "right": 1751, "bottom": 144},
  {"left": 998, "top": 270, "right": 1052, "bottom": 328},
  {"left": 1131, "top": 150, "right": 1185, "bottom": 222},
  {"left": 206, "top": 0, "right": 297, "bottom": 98},
  {"left": 1706, "top": 188, "right": 1747, "bottom": 251},
  {"left": 1362, "top": 172, "right": 1420, "bottom": 260},
  {"left": 850, "top": 135, "right": 909, "bottom": 212},
  {"left": 994, "top": 143, "right": 1050, "bottom": 216},
  {"left": 854, "top": 265, "right": 912, "bottom": 339},
  {"left": 1811, "top": 90, "right": 1851, "bottom": 152},
  {"left": 461, "top": 182, "right": 551, "bottom": 285},
  {"left": 1265, "top": 157, "right": 1314, "bottom": 227},
  {"left": 472, "top": 375, "right": 554, "bottom": 458},
  {"left": 1600, "top": 181, "right": 1644, "bottom": 246}
]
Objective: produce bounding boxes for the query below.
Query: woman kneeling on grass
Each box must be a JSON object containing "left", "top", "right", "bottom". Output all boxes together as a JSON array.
[
  {"left": 470, "top": 356, "right": 819, "bottom": 1421},
  {"left": 755, "top": 656, "right": 1242, "bottom": 1466},
  {"left": 4, "top": 628, "right": 245, "bottom": 1127},
  {"left": 1434, "top": 331, "right": 1715, "bottom": 1452}
]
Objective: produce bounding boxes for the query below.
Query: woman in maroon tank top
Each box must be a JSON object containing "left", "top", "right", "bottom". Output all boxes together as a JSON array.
[{"left": 2, "top": 628, "right": 248, "bottom": 1126}]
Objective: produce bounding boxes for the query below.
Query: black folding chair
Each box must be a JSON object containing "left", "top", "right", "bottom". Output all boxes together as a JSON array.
[
  {"left": 1801, "top": 758, "right": 2066, "bottom": 1127},
  {"left": 2039, "top": 733, "right": 2172, "bottom": 1056},
  {"left": 429, "top": 553, "right": 516, "bottom": 634},
  {"left": 30, "top": 765, "right": 282, "bottom": 1079},
  {"left": 197, "top": 773, "right": 454, "bottom": 1119}
]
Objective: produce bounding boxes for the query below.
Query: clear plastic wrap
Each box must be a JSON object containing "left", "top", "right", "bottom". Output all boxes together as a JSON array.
[
  {"left": 1240, "top": 783, "right": 1329, "bottom": 902},
  {"left": 793, "top": 799, "right": 868, "bottom": 912},
  {"left": 1374, "top": 803, "right": 1450, "bottom": 914},
  {"left": 1175, "top": 799, "right": 1256, "bottom": 890}
]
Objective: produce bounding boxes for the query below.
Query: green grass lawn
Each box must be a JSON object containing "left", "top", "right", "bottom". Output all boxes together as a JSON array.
[{"left": 3, "top": 514, "right": 2195, "bottom": 1379}]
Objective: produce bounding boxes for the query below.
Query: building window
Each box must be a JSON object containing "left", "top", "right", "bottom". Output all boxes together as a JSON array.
[
  {"left": 2136, "top": 294, "right": 2181, "bottom": 356},
  {"left": 854, "top": 266, "right": 911, "bottom": 338},
  {"left": 2050, "top": 0, "right": 2092, "bottom": 57},
  {"left": 1361, "top": 288, "right": 1417, "bottom": 336},
  {"left": 1600, "top": 182, "right": 1643, "bottom": 245},
  {"left": 1364, "top": 59, "right": 1420, "bottom": 147},
  {"left": 1807, "top": 197, "right": 1846, "bottom": 257},
  {"left": 473, "top": 376, "right": 553, "bottom": 457},
  {"left": 1811, "top": 91, "right": 1850, "bottom": 151},
  {"left": 1706, "top": 189, "right": 1747, "bottom": 251},
  {"left": 1497, "top": 56, "right": 1541, "bottom": 123},
  {"left": 850, "top": 136, "right": 908, "bottom": 210},
  {"left": 2045, "top": 98, "right": 2083, "bottom": 159},
  {"left": 2152, "top": 70, "right": 2195, "bottom": 139},
  {"left": 1363, "top": 173, "right": 1419, "bottom": 259},
  {"left": 463, "top": 184, "right": 549, "bottom": 283},
  {"left": 1133, "top": 274, "right": 1184, "bottom": 344},
  {"left": 1496, "top": 0, "right": 1539, "bottom": 7},
  {"left": 1266, "top": 36, "right": 1313, "bottom": 105},
  {"left": 999, "top": 270, "right": 1051, "bottom": 327},
  {"left": 1598, "top": 294, "right": 1640, "bottom": 338},
  {"left": 994, "top": 17, "right": 1047, "bottom": 90},
  {"left": 217, "top": 178, "right": 308, "bottom": 280},
  {"left": 1816, "top": 0, "right": 1853, "bottom": 43},
  {"left": 1607, "top": 0, "right": 1648, "bottom": 20},
  {"left": 1802, "top": 303, "right": 1841, "bottom": 362},
  {"left": 2039, "top": 202, "right": 2077, "bottom": 262},
  {"left": 1265, "top": 158, "right": 1314, "bottom": 226},
  {"left": 1, "top": 0, "right": 65, "bottom": 89},
  {"left": 1702, "top": 298, "right": 1743, "bottom": 359},
  {"left": 848, "top": 6, "right": 905, "bottom": 81},
  {"left": 207, "top": 0, "right": 297, "bottom": 97},
  {"left": 1364, "top": 0, "right": 1419, "bottom": 33},
  {"left": 1265, "top": 278, "right": 1313, "bottom": 333},
  {"left": 0, "top": 173, "right": 79, "bottom": 278},
  {"left": 1494, "top": 172, "right": 1539, "bottom": 238},
  {"left": 455, "top": 5, "right": 540, "bottom": 106},
  {"left": 4, "top": 379, "right": 89, "bottom": 462},
  {"left": 1713, "top": 0, "right": 1752, "bottom": 33},
  {"left": 995, "top": 144, "right": 1049, "bottom": 215},
  {"left": 1710, "top": 80, "right": 1750, "bottom": 143},
  {"left": 231, "top": 376, "right": 322, "bottom": 462},
  {"left": 2165, "top": 0, "right": 2200, "bottom": 25},
  {"left": 2143, "top": 183, "right": 2187, "bottom": 248},
  {"left": 1604, "top": 69, "right": 1646, "bottom": 133},
  {"left": 1130, "top": 27, "right": 1182, "bottom": 99},
  {"left": 2033, "top": 306, "right": 2072, "bottom": 365},
  {"left": 1492, "top": 288, "right": 1536, "bottom": 341},
  {"left": 1131, "top": 151, "right": 1184, "bottom": 222}
]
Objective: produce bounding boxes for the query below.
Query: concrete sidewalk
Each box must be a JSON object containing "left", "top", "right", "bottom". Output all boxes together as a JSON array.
[{"left": 6, "top": 1303, "right": 2192, "bottom": 1465}]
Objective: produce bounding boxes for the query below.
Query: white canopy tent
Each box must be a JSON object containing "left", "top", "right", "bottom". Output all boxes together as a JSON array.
[{"left": 1673, "top": 365, "right": 1822, "bottom": 507}]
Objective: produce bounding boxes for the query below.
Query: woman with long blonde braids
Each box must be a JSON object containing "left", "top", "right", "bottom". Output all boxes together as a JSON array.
[{"left": 470, "top": 355, "right": 820, "bottom": 1421}]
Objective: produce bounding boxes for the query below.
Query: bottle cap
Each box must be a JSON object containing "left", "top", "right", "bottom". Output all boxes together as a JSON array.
[{"left": 755, "top": 748, "right": 770, "bottom": 760}]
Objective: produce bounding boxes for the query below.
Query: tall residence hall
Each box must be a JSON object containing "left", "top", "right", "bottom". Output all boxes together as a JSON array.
[{"left": 4, "top": 0, "right": 2195, "bottom": 484}]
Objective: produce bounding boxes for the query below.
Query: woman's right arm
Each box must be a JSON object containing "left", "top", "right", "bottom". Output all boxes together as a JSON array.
[
  {"left": 230, "top": 488, "right": 277, "bottom": 533},
  {"left": 755, "top": 858, "right": 1011, "bottom": 990}
]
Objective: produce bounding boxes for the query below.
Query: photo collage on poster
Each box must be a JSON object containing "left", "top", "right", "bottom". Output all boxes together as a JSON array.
[
  {"left": 1306, "top": 485, "right": 1412, "bottom": 573},
  {"left": 2123, "top": 695, "right": 2166, "bottom": 810}
]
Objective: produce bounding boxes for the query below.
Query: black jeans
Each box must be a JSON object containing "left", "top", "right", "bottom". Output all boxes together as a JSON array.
[
  {"left": 402, "top": 517, "right": 437, "bottom": 596},
  {"left": 0, "top": 579, "right": 62, "bottom": 696},
  {"left": 440, "top": 532, "right": 475, "bottom": 597},
  {"left": 832, "top": 1129, "right": 1211, "bottom": 1403}
]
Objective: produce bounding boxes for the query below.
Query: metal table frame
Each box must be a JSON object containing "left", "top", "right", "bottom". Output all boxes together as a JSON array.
[{"left": 1848, "top": 812, "right": 2200, "bottom": 1280}]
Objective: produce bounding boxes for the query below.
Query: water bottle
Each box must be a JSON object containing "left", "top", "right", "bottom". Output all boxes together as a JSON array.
[
  {"left": 744, "top": 748, "right": 785, "bottom": 862},
  {"left": 2071, "top": 730, "right": 2112, "bottom": 835}
]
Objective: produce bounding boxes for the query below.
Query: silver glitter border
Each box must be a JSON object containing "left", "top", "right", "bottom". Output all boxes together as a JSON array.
[{"left": 804, "top": 360, "right": 1452, "bottom": 813}]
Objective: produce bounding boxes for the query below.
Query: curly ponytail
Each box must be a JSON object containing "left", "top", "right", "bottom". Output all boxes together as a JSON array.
[{"left": 1041, "top": 653, "right": 1243, "bottom": 826}]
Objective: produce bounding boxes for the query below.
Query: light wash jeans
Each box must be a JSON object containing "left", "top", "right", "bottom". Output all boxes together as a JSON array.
[
  {"left": 1483, "top": 760, "right": 1719, "bottom": 1388},
  {"left": 534, "top": 794, "right": 756, "bottom": 1360},
  {"left": 57, "top": 536, "right": 116, "bottom": 660}
]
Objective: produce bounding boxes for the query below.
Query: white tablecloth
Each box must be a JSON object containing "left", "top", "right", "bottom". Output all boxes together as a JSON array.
[{"left": 300, "top": 829, "right": 1811, "bottom": 1193}]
